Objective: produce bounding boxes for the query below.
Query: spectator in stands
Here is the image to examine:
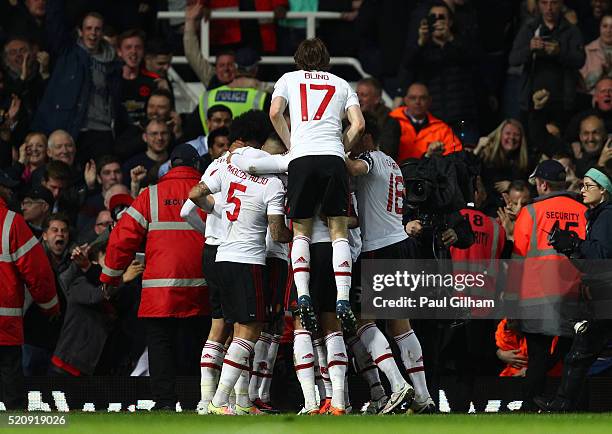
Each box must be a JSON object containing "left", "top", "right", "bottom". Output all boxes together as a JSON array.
[
  {"left": 12, "top": 132, "right": 47, "bottom": 187},
  {"left": 46, "top": 130, "right": 76, "bottom": 167},
  {"left": 386, "top": 83, "right": 462, "bottom": 163},
  {"left": 199, "top": 126, "right": 230, "bottom": 171},
  {"left": 77, "top": 155, "right": 124, "bottom": 234},
  {"left": 78, "top": 209, "right": 113, "bottom": 245},
  {"left": 183, "top": 102, "right": 233, "bottom": 144},
  {"left": 356, "top": 77, "right": 390, "bottom": 131},
  {"left": 50, "top": 239, "right": 144, "bottom": 376},
  {"left": 577, "top": 0, "right": 611, "bottom": 44},
  {"left": 580, "top": 14, "right": 612, "bottom": 94},
  {"left": 572, "top": 114, "right": 611, "bottom": 177},
  {"left": 2, "top": 36, "right": 49, "bottom": 123},
  {"left": 509, "top": 0, "right": 585, "bottom": 123},
  {"left": 21, "top": 185, "right": 53, "bottom": 239},
  {"left": 32, "top": 1, "right": 124, "bottom": 164},
  {"left": 554, "top": 151, "right": 582, "bottom": 192},
  {"left": 117, "top": 29, "right": 162, "bottom": 127},
  {"left": 184, "top": 3, "right": 236, "bottom": 89},
  {"left": 398, "top": 1, "right": 481, "bottom": 146},
  {"left": 144, "top": 37, "right": 173, "bottom": 95},
  {"left": 122, "top": 119, "right": 170, "bottom": 186},
  {"left": 115, "top": 88, "right": 181, "bottom": 161},
  {"left": 474, "top": 119, "right": 534, "bottom": 199},
  {"left": 22, "top": 213, "right": 71, "bottom": 376},
  {"left": 565, "top": 77, "right": 612, "bottom": 143},
  {"left": 4, "top": 0, "right": 47, "bottom": 49}
]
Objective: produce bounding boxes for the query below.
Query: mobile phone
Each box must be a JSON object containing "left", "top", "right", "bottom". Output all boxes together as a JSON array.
[{"left": 135, "top": 252, "right": 145, "bottom": 265}]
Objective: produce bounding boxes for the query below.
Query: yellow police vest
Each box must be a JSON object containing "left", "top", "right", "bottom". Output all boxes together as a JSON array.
[{"left": 198, "top": 86, "right": 267, "bottom": 135}]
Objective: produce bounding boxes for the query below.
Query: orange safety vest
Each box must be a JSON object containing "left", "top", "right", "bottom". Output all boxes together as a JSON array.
[
  {"left": 509, "top": 193, "right": 587, "bottom": 308},
  {"left": 451, "top": 208, "right": 506, "bottom": 315},
  {"left": 388, "top": 108, "right": 462, "bottom": 163}
]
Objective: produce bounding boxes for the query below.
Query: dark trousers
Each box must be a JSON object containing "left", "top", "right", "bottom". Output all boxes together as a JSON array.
[
  {"left": 76, "top": 129, "right": 115, "bottom": 165},
  {"left": 523, "top": 333, "right": 571, "bottom": 409},
  {"left": 0, "top": 346, "right": 25, "bottom": 410},
  {"left": 144, "top": 316, "right": 211, "bottom": 408},
  {"left": 556, "top": 320, "right": 612, "bottom": 409}
]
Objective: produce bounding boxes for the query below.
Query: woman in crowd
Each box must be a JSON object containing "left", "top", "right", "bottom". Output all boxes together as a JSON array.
[
  {"left": 581, "top": 14, "right": 612, "bottom": 94},
  {"left": 11, "top": 132, "right": 47, "bottom": 188}
]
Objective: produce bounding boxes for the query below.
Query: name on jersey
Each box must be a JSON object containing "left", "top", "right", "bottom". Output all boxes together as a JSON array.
[
  {"left": 473, "top": 230, "right": 489, "bottom": 245},
  {"left": 545, "top": 211, "right": 580, "bottom": 221},
  {"left": 227, "top": 164, "right": 268, "bottom": 185},
  {"left": 215, "top": 90, "right": 248, "bottom": 103},
  {"left": 385, "top": 158, "right": 399, "bottom": 170},
  {"left": 304, "top": 72, "right": 329, "bottom": 80}
]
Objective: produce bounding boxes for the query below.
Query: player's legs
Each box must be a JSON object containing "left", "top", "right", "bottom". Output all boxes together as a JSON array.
[
  {"left": 291, "top": 218, "right": 319, "bottom": 333},
  {"left": 389, "top": 319, "right": 434, "bottom": 412},
  {"left": 293, "top": 317, "right": 319, "bottom": 413},
  {"left": 345, "top": 334, "right": 388, "bottom": 413},
  {"left": 320, "top": 312, "right": 348, "bottom": 414},
  {"left": 328, "top": 216, "right": 356, "bottom": 333}
]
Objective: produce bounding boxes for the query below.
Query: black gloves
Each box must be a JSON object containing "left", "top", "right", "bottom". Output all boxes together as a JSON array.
[{"left": 548, "top": 227, "right": 582, "bottom": 257}]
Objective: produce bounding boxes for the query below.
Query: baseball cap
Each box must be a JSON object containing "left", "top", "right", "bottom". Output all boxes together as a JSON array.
[
  {"left": 170, "top": 143, "right": 201, "bottom": 169},
  {"left": 108, "top": 193, "right": 134, "bottom": 212},
  {"left": 528, "top": 160, "right": 566, "bottom": 184},
  {"left": 234, "top": 47, "right": 261, "bottom": 70},
  {"left": 24, "top": 185, "right": 54, "bottom": 208},
  {"left": 0, "top": 170, "right": 19, "bottom": 188}
]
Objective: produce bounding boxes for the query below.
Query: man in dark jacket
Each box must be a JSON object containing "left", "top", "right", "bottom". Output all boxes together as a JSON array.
[
  {"left": 509, "top": 0, "right": 585, "bottom": 122},
  {"left": 32, "top": 0, "right": 125, "bottom": 164}
]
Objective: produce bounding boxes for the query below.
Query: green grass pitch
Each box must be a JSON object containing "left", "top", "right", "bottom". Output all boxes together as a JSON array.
[{"left": 3, "top": 412, "right": 612, "bottom": 434}]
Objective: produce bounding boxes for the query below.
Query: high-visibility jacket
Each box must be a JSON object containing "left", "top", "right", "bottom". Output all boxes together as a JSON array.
[
  {"left": 205, "top": 0, "right": 288, "bottom": 52},
  {"left": 100, "top": 167, "right": 210, "bottom": 318},
  {"left": 451, "top": 208, "right": 506, "bottom": 310},
  {"left": 0, "top": 199, "right": 59, "bottom": 345},
  {"left": 510, "top": 192, "right": 587, "bottom": 334},
  {"left": 388, "top": 108, "right": 462, "bottom": 163},
  {"left": 199, "top": 85, "right": 267, "bottom": 134}
]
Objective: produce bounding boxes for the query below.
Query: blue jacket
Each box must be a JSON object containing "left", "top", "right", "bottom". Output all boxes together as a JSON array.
[{"left": 32, "top": 0, "right": 124, "bottom": 138}]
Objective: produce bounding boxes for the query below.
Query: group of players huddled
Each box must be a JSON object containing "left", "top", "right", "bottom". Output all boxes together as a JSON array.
[{"left": 180, "top": 38, "right": 434, "bottom": 416}]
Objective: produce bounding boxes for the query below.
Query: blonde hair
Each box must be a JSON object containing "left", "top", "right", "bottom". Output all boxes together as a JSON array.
[
  {"left": 25, "top": 132, "right": 48, "bottom": 146},
  {"left": 479, "top": 119, "right": 529, "bottom": 172}
]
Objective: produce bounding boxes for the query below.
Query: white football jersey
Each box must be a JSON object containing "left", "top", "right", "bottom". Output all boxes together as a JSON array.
[
  {"left": 353, "top": 150, "right": 408, "bottom": 252},
  {"left": 204, "top": 161, "right": 286, "bottom": 265},
  {"left": 272, "top": 70, "right": 359, "bottom": 160},
  {"left": 201, "top": 154, "right": 227, "bottom": 246}
]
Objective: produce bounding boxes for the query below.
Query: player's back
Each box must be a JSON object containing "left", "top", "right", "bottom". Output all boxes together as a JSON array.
[
  {"left": 273, "top": 70, "right": 358, "bottom": 160},
  {"left": 212, "top": 163, "right": 285, "bottom": 265},
  {"left": 354, "top": 150, "right": 408, "bottom": 252}
]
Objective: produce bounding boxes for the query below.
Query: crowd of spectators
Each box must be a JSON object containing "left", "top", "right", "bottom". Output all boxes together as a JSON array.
[{"left": 1, "top": 0, "right": 612, "bottom": 394}]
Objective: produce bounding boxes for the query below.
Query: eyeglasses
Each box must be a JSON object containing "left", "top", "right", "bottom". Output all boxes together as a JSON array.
[
  {"left": 22, "top": 199, "right": 46, "bottom": 206},
  {"left": 580, "top": 183, "right": 600, "bottom": 191}
]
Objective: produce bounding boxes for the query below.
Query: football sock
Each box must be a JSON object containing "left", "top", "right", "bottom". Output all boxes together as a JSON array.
[
  {"left": 357, "top": 323, "right": 407, "bottom": 393},
  {"left": 293, "top": 330, "right": 317, "bottom": 410},
  {"left": 212, "top": 338, "right": 254, "bottom": 407},
  {"left": 394, "top": 331, "right": 430, "bottom": 401},
  {"left": 292, "top": 236, "right": 311, "bottom": 299},
  {"left": 332, "top": 238, "right": 352, "bottom": 302},
  {"left": 200, "top": 340, "right": 225, "bottom": 403},
  {"left": 325, "top": 332, "right": 349, "bottom": 410}
]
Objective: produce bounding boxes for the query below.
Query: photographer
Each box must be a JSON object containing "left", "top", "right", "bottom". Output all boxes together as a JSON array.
[{"left": 536, "top": 166, "right": 612, "bottom": 411}]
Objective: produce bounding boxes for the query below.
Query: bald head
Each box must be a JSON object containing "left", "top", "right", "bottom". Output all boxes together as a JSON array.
[
  {"left": 580, "top": 115, "right": 607, "bottom": 154},
  {"left": 103, "top": 184, "right": 131, "bottom": 209},
  {"left": 47, "top": 130, "right": 76, "bottom": 166}
]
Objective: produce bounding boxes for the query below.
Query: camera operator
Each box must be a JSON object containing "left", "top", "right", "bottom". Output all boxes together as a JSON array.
[
  {"left": 401, "top": 153, "right": 475, "bottom": 410},
  {"left": 536, "top": 166, "right": 612, "bottom": 411}
]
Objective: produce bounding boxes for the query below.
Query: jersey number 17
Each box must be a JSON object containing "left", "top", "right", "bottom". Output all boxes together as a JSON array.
[{"left": 299, "top": 84, "right": 335, "bottom": 121}]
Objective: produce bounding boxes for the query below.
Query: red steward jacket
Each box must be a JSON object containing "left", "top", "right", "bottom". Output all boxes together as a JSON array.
[
  {"left": 100, "top": 167, "right": 210, "bottom": 318},
  {"left": 0, "top": 199, "right": 59, "bottom": 345}
]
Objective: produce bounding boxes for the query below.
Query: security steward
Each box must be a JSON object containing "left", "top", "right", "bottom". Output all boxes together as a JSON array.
[
  {"left": 100, "top": 145, "right": 210, "bottom": 410},
  {"left": 535, "top": 166, "right": 612, "bottom": 412},
  {"left": 511, "top": 160, "right": 587, "bottom": 410},
  {"left": 0, "top": 170, "right": 59, "bottom": 409}
]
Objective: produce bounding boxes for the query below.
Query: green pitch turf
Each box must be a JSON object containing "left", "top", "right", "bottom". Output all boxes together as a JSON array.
[{"left": 3, "top": 412, "right": 612, "bottom": 434}]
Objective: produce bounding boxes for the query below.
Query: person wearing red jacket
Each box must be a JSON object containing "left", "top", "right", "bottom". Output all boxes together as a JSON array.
[
  {"left": 100, "top": 145, "right": 210, "bottom": 411},
  {"left": 0, "top": 170, "right": 59, "bottom": 410}
]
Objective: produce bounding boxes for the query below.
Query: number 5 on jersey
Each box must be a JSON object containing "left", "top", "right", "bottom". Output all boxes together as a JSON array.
[
  {"left": 300, "top": 84, "right": 335, "bottom": 121},
  {"left": 227, "top": 182, "right": 246, "bottom": 221}
]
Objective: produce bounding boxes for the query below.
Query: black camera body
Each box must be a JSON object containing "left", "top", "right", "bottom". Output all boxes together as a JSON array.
[{"left": 427, "top": 14, "right": 439, "bottom": 33}]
